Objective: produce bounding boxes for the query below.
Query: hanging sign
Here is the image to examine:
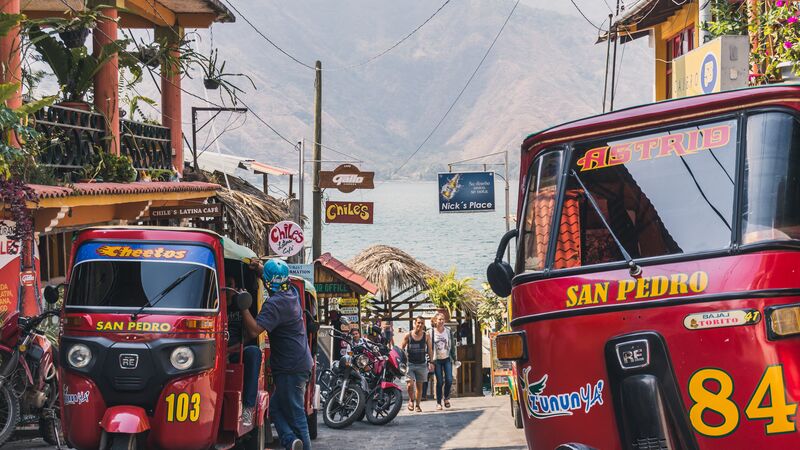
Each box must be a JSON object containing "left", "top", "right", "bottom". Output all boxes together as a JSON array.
[
  {"left": 438, "top": 171, "right": 495, "bottom": 213},
  {"left": 150, "top": 203, "right": 222, "bottom": 219},
  {"left": 268, "top": 221, "right": 304, "bottom": 257},
  {"left": 319, "top": 164, "right": 375, "bottom": 193},
  {"left": 316, "top": 282, "right": 352, "bottom": 294},
  {"left": 0, "top": 222, "right": 19, "bottom": 318},
  {"left": 325, "top": 201, "right": 374, "bottom": 224}
]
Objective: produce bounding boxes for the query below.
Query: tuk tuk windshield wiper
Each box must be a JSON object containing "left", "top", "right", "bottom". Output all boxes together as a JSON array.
[
  {"left": 570, "top": 169, "right": 642, "bottom": 277},
  {"left": 131, "top": 268, "right": 200, "bottom": 321}
]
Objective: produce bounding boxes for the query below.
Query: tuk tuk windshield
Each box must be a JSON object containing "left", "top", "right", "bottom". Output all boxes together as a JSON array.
[{"left": 66, "top": 242, "right": 218, "bottom": 311}]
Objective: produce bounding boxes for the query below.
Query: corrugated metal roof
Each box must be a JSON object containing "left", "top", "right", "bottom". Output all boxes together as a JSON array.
[
  {"left": 315, "top": 252, "right": 378, "bottom": 295},
  {"left": 29, "top": 181, "right": 220, "bottom": 199},
  {"left": 249, "top": 161, "right": 297, "bottom": 176}
]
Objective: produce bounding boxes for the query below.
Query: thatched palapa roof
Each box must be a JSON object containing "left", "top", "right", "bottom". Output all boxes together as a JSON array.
[{"left": 349, "top": 245, "right": 439, "bottom": 298}]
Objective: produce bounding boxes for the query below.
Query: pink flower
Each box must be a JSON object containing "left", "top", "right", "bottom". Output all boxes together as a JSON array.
[
  {"left": 777, "top": 0, "right": 785, "bottom": 6},
  {"left": 790, "top": 16, "right": 799, "bottom": 23},
  {"left": 785, "top": 41, "right": 794, "bottom": 49}
]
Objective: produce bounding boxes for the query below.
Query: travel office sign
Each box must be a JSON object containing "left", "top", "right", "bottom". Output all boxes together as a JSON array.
[{"left": 438, "top": 171, "right": 495, "bottom": 213}]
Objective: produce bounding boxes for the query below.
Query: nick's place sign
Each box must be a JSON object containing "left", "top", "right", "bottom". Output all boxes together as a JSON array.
[{"left": 320, "top": 164, "right": 374, "bottom": 193}]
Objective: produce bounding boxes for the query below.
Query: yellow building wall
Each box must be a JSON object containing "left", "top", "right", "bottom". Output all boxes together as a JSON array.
[{"left": 653, "top": 3, "right": 700, "bottom": 101}]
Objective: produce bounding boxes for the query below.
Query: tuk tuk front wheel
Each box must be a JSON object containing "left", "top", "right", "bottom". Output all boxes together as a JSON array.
[
  {"left": 512, "top": 399, "right": 523, "bottom": 429},
  {"left": 0, "top": 384, "right": 19, "bottom": 448},
  {"left": 109, "top": 433, "right": 138, "bottom": 450}
]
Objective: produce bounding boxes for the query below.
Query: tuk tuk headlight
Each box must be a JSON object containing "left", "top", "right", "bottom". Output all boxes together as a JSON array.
[
  {"left": 67, "top": 344, "right": 92, "bottom": 368},
  {"left": 170, "top": 346, "right": 194, "bottom": 370}
]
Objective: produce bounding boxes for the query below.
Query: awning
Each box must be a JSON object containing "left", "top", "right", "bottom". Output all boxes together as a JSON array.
[
  {"left": 189, "top": 152, "right": 296, "bottom": 177},
  {"left": 597, "top": 0, "right": 686, "bottom": 43},
  {"left": 315, "top": 252, "right": 378, "bottom": 296}
]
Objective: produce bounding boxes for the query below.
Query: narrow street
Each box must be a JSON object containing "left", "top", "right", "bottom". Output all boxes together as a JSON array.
[{"left": 5, "top": 395, "right": 526, "bottom": 450}]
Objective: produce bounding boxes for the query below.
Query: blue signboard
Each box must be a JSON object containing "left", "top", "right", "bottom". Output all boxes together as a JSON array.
[{"left": 437, "top": 171, "right": 495, "bottom": 213}]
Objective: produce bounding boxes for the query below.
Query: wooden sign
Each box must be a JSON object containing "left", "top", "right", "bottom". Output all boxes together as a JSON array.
[
  {"left": 319, "top": 164, "right": 374, "bottom": 193},
  {"left": 325, "top": 201, "right": 374, "bottom": 224},
  {"left": 316, "top": 282, "right": 352, "bottom": 294},
  {"left": 150, "top": 203, "right": 222, "bottom": 219}
]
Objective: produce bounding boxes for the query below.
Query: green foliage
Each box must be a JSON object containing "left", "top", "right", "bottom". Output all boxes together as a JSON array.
[
  {"left": 143, "top": 168, "right": 175, "bottom": 182},
  {"left": 27, "top": 25, "right": 138, "bottom": 102},
  {"left": 476, "top": 283, "right": 507, "bottom": 331},
  {"left": 82, "top": 151, "right": 137, "bottom": 182},
  {"left": 0, "top": 81, "right": 54, "bottom": 179},
  {"left": 704, "top": 0, "right": 748, "bottom": 38},
  {"left": 424, "top": 268, "right": 474, "bottom": 316}
]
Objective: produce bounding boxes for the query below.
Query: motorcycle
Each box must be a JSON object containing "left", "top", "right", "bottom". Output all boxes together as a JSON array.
[
  {"left": 322, "top": 339, "right": 368, "bottom": 429},
  {"left": 0, "top": 300, "right": 61, "bottom": 447},
  {"left": 351, "top": 338, "right": 407, "bottom": 425}
]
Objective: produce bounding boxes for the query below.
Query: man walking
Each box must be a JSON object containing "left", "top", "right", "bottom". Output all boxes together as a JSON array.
[
  {"left": 401, "top": 317, "right": 433, "bottom": 412},
  {"left": 432, "top": 313, "right": 457, "bottom": 410},
  {"left": 242, "top": 259, "right": 312, "bottom": 450}
]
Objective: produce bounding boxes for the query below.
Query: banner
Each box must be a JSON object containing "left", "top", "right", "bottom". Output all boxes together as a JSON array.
[
  {"left": 288, "top": 264, "right": 314, "bottom": 284},
  {"left": 0, "top": 222, "right": 19, "bottom": 319},
  {"left": 438, "top": 171, "right": 495, "bottom": 213},
  {"left": 325, "top": 201, "right": 374, "bottom": 224},
  {"left": 150, "top": 203, "right": 222, "bottom": 219}
]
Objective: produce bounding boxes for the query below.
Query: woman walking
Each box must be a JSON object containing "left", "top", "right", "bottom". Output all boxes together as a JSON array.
[
  {"left": 432, "top": 313, "right": 457, "bottom": 410},
  {"left": 401, "top": 317, "right": 433, "bottom": 412}
]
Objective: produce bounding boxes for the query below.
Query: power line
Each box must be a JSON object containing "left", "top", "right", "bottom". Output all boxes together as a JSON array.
[
  {"left": 217, "top": 0, "right": 316, "bottom": 70},
  {"left": 394, "top": 0, "right": 520, "bottom": 176},
  {"left": 569, "top": 0, "right": 604, "bottom": 31},
  {"left": 326, "top": 0, "right": 453, "bottom": 71}
]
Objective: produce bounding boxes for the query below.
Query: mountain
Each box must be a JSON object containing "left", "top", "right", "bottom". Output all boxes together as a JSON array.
[{"left": 179, "top": 0, "right": 653, "bottom": 180}]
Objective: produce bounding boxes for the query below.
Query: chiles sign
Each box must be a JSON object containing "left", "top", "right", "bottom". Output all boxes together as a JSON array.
[
  {"left": 268, "top": 221, "right": 304, "bottom": 257},
  {"left": 319, "top": 164, "right": 374, "bottom": 193},
  {"left": 325, "top": 201, "right": 374, "bottom": 224}
]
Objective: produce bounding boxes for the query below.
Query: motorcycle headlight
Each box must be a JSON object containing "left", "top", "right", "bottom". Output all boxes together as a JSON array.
[
  {"left": 170, "top": 346, "right": 194, "bottom": 370},
  {"left": 355, "top": 354, "right": 370, "bottom": 369},
  {"left": 399, "top": 362, "right": 408, "bottom": 375},
  {"left": 67, "top": 344, "right": 92, "bottom": 369}
]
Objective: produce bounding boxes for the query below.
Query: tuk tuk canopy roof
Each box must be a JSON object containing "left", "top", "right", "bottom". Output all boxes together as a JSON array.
[{"left": 222, "top": 236, "right": 257, "bottom": 261}]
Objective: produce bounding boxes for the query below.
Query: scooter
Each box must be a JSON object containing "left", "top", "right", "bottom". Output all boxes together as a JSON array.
[{"left": 322, "top": 331, "right": 367, "bottom": 429}]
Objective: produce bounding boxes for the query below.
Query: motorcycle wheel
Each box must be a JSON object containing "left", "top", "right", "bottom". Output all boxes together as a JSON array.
[
  {"left": 307, "top": 410, "right": 317, "bottom": 440},
  {"left": 365, "top": 387, "right": 402, "bottom": 425},
  {"left": 323, "top": 385, "right": 366, "bottom": 429},
  {"left": 0, "top": 384, "right": 19, "bottom": 447},
  {"left": 39, "top": 416, "right": 62, "bottom": 445}
]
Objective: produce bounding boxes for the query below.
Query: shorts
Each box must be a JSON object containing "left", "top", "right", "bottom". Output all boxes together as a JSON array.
[{"left": 407, "top": 363, "right": 428, "bottom": 382}]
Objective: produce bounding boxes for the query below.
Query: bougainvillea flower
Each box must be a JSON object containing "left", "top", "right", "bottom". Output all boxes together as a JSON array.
[
  {"left": 785, "top": 41, "right": 794, "bottom": 49},
  {"left": 790, "top": 16, "right": 799, "bottom": 23},
  {"left": 777, "top": 0, "right": 785, "bottom": 6}
]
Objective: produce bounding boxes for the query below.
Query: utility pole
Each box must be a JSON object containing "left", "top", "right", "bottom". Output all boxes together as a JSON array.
[
  {"left": 504, "top": 150, "right": 511, "bottom": 263},
  {"left": 312, "top": 61, "right": 323, "bottom": 260},
  {"left": 602, "top": 13, "right": 613, "bottom": 113},
  {"left": 609, "top": 0, "right": 620, "bottom": 112}
]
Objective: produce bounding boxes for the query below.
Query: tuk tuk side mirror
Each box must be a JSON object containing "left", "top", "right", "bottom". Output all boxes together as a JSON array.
[
  {"left": 234, "top": 292, "right": 253, "bottom": 311},
  {"left": 43, "top": 285, "right": 61, "bottom": 305},
  {"left": 487, "top": 229, "right": 518, "bottom": 298}
]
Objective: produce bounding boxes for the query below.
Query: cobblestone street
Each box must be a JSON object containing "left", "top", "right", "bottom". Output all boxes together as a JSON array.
[{"left": 5, "top": 395, "right": 527, "bottom": 450}]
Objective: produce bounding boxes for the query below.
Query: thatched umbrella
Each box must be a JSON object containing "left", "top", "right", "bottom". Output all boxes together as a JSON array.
[
  {"left": 349, "top": 245, "right": 439, "bottom": 298},
  {"left": 214, "top": 188, "right": 293, "bottom": 256}
]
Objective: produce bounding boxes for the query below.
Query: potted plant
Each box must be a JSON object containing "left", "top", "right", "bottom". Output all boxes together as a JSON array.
[
  {"left": 136, "top": 44, "right": 160, "bottom": 69},
  {"left": 200, "top": 48, "right": 255, "bottom": 102},
  {"left": 27, "top": 26, "right": 139, "bottom": 109},
  {"left": 424, "top": 268, "right": 474, "bottom": 321}
]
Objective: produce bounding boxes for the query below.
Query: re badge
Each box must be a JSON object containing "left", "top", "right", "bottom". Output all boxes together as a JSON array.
[{"left": 615, "top": 339, "right": 649, "bottom": 370}]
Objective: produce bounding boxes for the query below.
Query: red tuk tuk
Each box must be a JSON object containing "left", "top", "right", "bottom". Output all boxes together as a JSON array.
[
  {"left": 488, "top": 85, "right": 800, "bottom": 449},
  {"left": 56, "top": 226, "right": 315, "bottom": 450}
]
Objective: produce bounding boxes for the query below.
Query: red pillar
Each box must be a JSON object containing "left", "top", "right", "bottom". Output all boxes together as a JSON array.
[
  {"left": 157, "top": 27, "right": 184, "bottom": 175},
  {"left": 93, "top": 7, "right": 120, "bottom": 155},
  {"left": 0, "top": 0, "right": 21, "bottom": 109}
]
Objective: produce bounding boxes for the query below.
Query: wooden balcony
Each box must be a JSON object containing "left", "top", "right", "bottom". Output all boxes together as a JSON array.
[{"left": 34, "top": 104, "right": 173, "bottom": 177}]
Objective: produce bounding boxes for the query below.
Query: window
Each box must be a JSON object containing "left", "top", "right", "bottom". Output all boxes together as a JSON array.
[
  {"left": 67, "top": 260, "right": 217, "bottom": 310},
  {"left": 521, "top": 151, "right": 563, "bottom": 271},
  {"left": 666, "top": 26, "right": 695, "bottom": 98},
  {"left": 742, "top": 112, "right": 800, "bottom": 244},
  {"left": 553, "top": 119, "right": 737, "bottom": 269}
]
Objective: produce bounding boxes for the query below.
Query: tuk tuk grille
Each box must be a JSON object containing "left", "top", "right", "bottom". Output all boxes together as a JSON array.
[{"left": 113, "top": 375, "right": 145, "bottom": 391}]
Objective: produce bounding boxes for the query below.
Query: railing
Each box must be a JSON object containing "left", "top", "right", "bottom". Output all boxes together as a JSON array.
[
  {"left": 33, "top": 104, "right": 173, "bottom": 178},
  {"left": 120, "top": 119, "right": 172, "bottom": 171}
]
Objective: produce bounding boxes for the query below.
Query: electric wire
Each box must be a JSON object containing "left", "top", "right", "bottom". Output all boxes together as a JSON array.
[
  {"left": 217, "top": 0, "right": 316, "bottom": 70},
  {"left": 569, "top": 0, "right": 605, "bottom": 31},
  {"left": 393, "top": 0, "right": 521, "bottom": 176}
]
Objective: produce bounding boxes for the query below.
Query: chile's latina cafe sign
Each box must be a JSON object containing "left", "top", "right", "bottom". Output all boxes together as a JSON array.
[{"left": 319, "top": 164, "right": 375, "bottom": 193}]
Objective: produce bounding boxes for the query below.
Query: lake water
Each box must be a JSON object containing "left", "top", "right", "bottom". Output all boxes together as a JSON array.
[{"left": 301, "top": 180, "right": 519, "bottom": 285}]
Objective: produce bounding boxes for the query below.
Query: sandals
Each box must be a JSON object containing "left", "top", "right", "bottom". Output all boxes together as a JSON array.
[
  {"left": 436, "top": 403, "right": 443, "bottom": 410},
  {"left": 415, "top": 405, "right": 422, "bottom": 412},
  {"left": 444, "top": 400, "right": 451, "bottom": 408},
  {"left": 408, "top": 402, "right": 414, "bottom": 411}
]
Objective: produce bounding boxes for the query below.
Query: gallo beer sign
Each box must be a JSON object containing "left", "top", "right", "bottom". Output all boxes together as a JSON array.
[
  {"left": 269, "top": 221, "right": 304, "bottom": 257},
  {"left": 319, "top": 164, "right": 374, "bottom": 193}
]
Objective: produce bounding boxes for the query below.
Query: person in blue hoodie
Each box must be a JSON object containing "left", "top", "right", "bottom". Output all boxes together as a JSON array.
[{"left": 242, "top": 258, "right": 312, "bottom": 450}]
